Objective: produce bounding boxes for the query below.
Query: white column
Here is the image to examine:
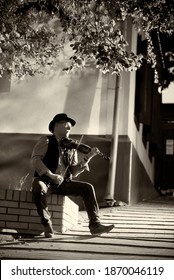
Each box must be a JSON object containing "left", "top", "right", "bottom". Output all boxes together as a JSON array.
[{"left": 104, "top": 75, "right": 121, "bottom": 205}]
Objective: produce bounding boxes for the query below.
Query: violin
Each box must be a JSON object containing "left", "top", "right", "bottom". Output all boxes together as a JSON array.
[{"left": 60, "top": 137, "right": 110, "bottom": 160}]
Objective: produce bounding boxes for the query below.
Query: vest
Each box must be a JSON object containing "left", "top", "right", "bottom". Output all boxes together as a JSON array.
[{"left": 34, "top": 135, "right": 71, "bottom": 180}]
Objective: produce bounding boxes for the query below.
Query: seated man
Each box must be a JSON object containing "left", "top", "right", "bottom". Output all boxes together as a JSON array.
[{"left": 31, "top": 113, "right": 114, "bottom": 237}]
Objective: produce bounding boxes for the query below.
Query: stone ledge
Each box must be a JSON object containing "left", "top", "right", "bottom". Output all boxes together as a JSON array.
[{"left": 0, "top": 190, "right": 79, "bottom": 235}]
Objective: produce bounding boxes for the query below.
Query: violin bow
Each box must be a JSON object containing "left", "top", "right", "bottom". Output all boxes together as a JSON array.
[{"left": 62, "top": 135, "right": 84, "bottom": 179}]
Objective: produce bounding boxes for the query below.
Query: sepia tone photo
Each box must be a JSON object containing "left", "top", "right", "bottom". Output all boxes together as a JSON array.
[{"left": 0, "top": 0, "right": 174, "bottom": 260}]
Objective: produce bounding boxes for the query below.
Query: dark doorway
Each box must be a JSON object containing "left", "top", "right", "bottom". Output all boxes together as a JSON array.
[
  {"left": 155, "top": 104, "right": 174, "bottom": 191},
  {"left": 160, "top": 127, "right": 174, "bottom": 189}
]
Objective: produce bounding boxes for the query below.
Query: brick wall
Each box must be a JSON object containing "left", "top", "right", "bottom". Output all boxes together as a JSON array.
[{"left": 0, "top": 189, "right": 79, "bottom": 235}]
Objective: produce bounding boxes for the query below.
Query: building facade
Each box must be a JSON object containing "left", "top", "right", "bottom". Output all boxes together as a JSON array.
[{"left": 0, "top": 19, "right": 159, "bottom": 208}]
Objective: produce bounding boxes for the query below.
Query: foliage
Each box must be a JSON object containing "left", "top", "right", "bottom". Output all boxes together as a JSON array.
[
  {"left": 0, "top": 0, "right": 63, "bottom": 80},
  {"left": 0, "top": 0, "right": 174, "bottom": 86}
]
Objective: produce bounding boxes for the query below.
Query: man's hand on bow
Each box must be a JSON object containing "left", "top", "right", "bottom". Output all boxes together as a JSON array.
[{"left": 46, "top": 171, "right": 64, "bottom": 185}]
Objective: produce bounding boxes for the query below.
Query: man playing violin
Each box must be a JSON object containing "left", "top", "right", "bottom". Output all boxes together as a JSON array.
[{"left": 31, "top": 113, "right": 114, "bottom": 238}]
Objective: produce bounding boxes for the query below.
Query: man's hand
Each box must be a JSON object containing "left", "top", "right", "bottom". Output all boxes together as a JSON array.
[
  {"left": 51, "top": 174, "right": 64, "bottom": 185},
  {"left": 46, "top": 171, "right": 64, "bottom": 185},
  {"left": 86, "top": 147, "right": 100, "bottom": 160},
  {"left": 78, "top": 147, "right": 100, "bottom": 169}
]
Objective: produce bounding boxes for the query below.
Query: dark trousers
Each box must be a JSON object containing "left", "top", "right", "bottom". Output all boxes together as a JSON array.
[{"left": 32, "top": 178, "right": 100, "bottom": 228}]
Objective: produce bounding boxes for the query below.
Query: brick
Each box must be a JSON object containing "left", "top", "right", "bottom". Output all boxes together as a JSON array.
[
  {"left": 8, "top": 208, "right": 29, "bottom": 216},
  {"left": 64, "top": 217, "right": 77, "bottom": 227},
  {"left": 58, "top": 195, "right": 64, "bottom": 205},
  {"left": 19, "top": 215, "right": 40, "bottom": 223},
  {"left": 6, "top": 190, "right": 13, "bottom": 200},
  {"left": 20, "top": 191, "right": 27, "bottom": 201},
  {"left": 62, "top": 219, "right": 71, "bottom": 229},
  {"left": 27, "top": 192, "right": 33, "bottom": 202},
  {"left": 61, "top": 225, "right": 67, "bottom": 233},
  {"left": 0, "top": 221, "right": 5, "bottom": 227},
  {"left": 13, "top": 190, "right": 20, "bottom": 201},
  {"left": 52, "top": 217, "right": 62, "bottom": 223},
  {"left": 52, "top": 217, "right": 62, "bottom": 225},
  {"left": 67, "top": 211, "right": 78, "bottom": 222},
  {"left": 0, "top": 189, "right": 6, "bottom": 199},
  {"left": 28, "top": 223, "right": 44, "bottom": 231},
  {"left": 0, "top": 190, "right": 78, "bottom": 235},
  {"left": 62, "top": 212, "right": 78, "bottom": 226},
  {"left": 53, "top": 224, "right": 62, "bottom": 232},
  {"left": 0, "top": 200, "right": 18, "bottom": 208},
  {"left": 30, "top": 209, "right": 39, "bottom": 216},
  {"left": 0, "top": 207, "right": 6, "bottom": 214},
  {"left": 6, "top": 221, "right": 28, "bottom": 229},
  {"left": 0, "top": 214, "right": 18, "bottom": 221},
  {"left": 64, "top": 197, "right": 77, "bottom": 210},
  {"left": 52, "top": 218, "right": 62, "bottom": 225},
  {"left": 73, "top": 213, "right": 79, "bottom": 221},
  {"left": 19, "top": 202, "right": 36, "bottom": 209},
  {"left": 64, "top": 196, "right": 70, "bottom": 204},
  {"left": 52, "top": 212, "right": 62, "bottom": 219},
  {"left": 67, "top": 207, "right": 78, "bottom": 216},
  {"left": 63, "top": 206, "right": 78, "bottom": 219},
  {"left": 48, "top": 205, "right": 63, "bottom": 212},
  {"left": 47, "top": 195, "right": 51, "bottom": 204},
  {"left": 63, "top": 212, "right": 78, "bottom": 220},
  {"left": 64, "top": 201, "right": 78, "bottom": 210},
  {"left": 62, "top": 219, "right": 75, "bottom": 231},
  {"left": 51, "top": 194, "right": 58, "bottom": 204}
]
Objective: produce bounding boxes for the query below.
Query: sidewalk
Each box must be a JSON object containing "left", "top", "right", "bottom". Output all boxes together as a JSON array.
[{"left": 1, "top": 195, "right": 174, "bottom": 259}]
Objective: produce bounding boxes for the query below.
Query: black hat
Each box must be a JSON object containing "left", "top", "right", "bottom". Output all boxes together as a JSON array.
[{"left": 49, "top": 113, "right": 76, "bottom": 132}]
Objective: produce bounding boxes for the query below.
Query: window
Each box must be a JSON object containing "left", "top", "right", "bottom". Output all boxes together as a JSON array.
[{"left": 166, "top": 139, "right": 174, "bottom": 155}]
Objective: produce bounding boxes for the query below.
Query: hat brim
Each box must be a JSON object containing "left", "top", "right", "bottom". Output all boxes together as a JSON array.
[
  {"left": 49, "top": 117, "right": 76, "bottom": 132},
  {"left": 65, "top": 117, "right": 76, "bottom": 126}
]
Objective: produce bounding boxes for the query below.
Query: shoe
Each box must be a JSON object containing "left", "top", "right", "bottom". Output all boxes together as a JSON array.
[
  {"left": 44, "top": 221, "right": 54, "bottom": 238},
  {"left": 90, "top": 224, "right": 115, "bottom": 236},
  {"left": 44, "top": 232, "right": 54, "bottom": 238}
]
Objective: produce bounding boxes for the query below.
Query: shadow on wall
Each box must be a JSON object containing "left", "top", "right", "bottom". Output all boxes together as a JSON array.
[
  {"left": 0, "top": 68, "right": 103, "bottom": 135},
  {"left": 63, "top": 69, "right": 100, "bottom": 130},
  {"left": 0, "top": 133, "right": 39, "bottom": 190},
  {"left": 0, "top": 133, "right": 111, "bottom": 209}
]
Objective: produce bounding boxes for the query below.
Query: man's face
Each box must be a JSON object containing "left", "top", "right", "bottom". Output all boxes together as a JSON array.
[{"left": 54, "top": 121, "right": 72, "bottom": 138}]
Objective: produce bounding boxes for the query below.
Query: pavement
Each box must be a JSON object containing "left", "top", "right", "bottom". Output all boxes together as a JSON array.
[{"left": 0, "top": 201, "right": 127, "bottom": 243}]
